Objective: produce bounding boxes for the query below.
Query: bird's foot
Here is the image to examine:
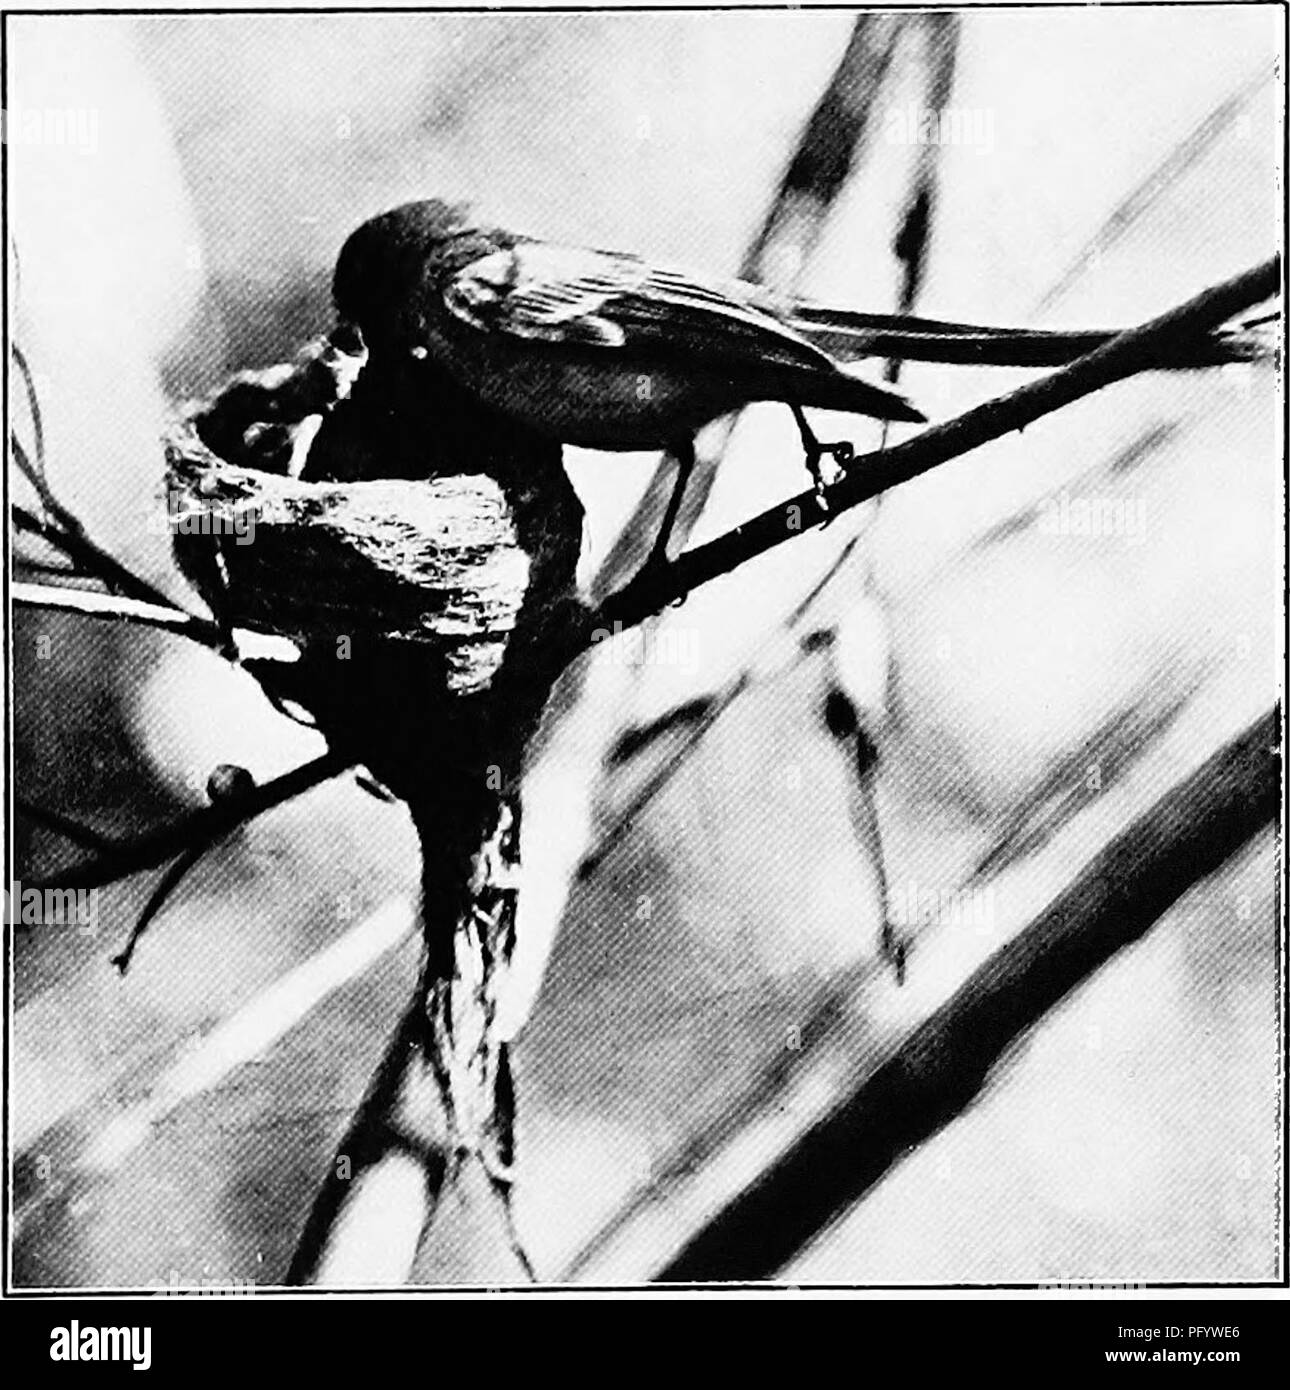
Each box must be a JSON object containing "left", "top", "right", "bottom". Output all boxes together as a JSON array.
[
  {"left": 804, "top": 439, "right": 854, "bottom": 516},
  {"left": 792, "top": 406, "right": 855, "bottom": 516}
]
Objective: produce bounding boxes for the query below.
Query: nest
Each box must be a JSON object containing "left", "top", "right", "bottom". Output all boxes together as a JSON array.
[
  {"left": 164, "top": 339, "right": 584, "bottom": 703},
  {"left": 166, "top": 427, "right": 538, "bottom": 697}
]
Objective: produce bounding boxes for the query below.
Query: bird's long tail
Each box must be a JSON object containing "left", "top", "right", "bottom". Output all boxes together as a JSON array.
[{"left": 791, "top": 304, "right": 1277, "bottom": 369}]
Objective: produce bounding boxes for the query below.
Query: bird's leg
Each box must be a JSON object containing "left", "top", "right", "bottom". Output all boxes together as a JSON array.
[
  {"left": 790, "top": 406, "right": 854, "bottom": 512},
  {"left": 644, "top": 436, "right": 697, "bottom": 571}
]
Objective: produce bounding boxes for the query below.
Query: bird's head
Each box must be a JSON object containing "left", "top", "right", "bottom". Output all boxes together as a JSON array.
[{"left": 332, "top": 198, "right": 476, "bottom": 339}]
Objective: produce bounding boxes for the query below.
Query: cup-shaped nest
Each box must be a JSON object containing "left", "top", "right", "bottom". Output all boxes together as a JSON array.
[{"left": 165, "top": 423, "right": 542, "bottom": 699}]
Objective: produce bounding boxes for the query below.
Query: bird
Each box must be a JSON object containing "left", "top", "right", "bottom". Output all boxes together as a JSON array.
[
  {"left": 331, "top": 199, "right": 1270, "bottom": 565},
  {"left": 331, "top": 199, "right": 927, "bottom": 564}
]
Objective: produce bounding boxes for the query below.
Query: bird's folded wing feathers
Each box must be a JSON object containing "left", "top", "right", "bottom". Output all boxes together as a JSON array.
[{"left": 444, "top": 242, "right": 837, "bottom": 373}]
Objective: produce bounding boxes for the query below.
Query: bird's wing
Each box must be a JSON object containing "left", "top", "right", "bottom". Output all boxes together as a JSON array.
[{"left": 443, "top": 241, "right": 836, "bottom": 372}]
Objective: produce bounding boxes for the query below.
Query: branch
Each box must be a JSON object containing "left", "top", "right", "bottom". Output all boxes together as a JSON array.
[
  {"left": 654, "top": 706, "right": 1280, "bottom": 1281},
  {"left": 591, "top": 256, "right": 1280, "bottom": 637},
  {"left": 12, "top": 497, "right": 178, "bottom": 616},
  {"left": 285, "top": 999, "right": 447, "bottom": 1285},
  {"left": 1036, "top": 62, "right": 1275, "bottom": 313},
  {"left": 885, "top": 12, "right": 959, "bottom": 380},
  {"left": 16, "top": 259, "right": 1277, "bottom": 906},
  {"left": 27, "top": 750, "right": 353, "bottom": 892},
  {"left": 109, "top": 841, "right": 215, "bottom": 974},
  {"left": 14, "top": 797, "right": 121, "bottom": 855},
  {"left": 13, "top": 580, "right": 223, "bottom": 648},
  {"left": 742, "top": 13, "right": 907, "bottom": 276}
]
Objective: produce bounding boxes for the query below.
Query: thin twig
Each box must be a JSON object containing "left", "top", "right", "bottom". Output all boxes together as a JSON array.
[
  {"left": 12, "top": 494, "right": 181, "bottom": 614},
  {"left": 109, "top": 842, "right": 213, "bottom": 974},
  {"left": 27, "top": 751, "right": 353, "bottom": 892},
  {"left": 13, "top": 580, "right": 223, "bottom": 648},
  {"left": 1036, "top": 63, "right": 1275, "bottom": 313},
  {"left": 11, "top": 343, "right": 47, "bottom": 480},
  {"left": 15, "top": 797, "right": 122, "bottom": 855},
  {"left": 577, "top": 674, "right": 752, "bottom": 882}
]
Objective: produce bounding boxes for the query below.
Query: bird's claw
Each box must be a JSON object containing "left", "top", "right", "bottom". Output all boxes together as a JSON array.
[
  {"left": 805, "top": 440, "right": 854, "bottom": 519},
  {"left": 812, "top": 474, "right": 832, "bottom": 516}
]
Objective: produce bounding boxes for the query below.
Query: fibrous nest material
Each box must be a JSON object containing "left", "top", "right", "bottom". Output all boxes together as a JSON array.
[{"left": 165, "top": 428, "right": 537, "bottom": 695}]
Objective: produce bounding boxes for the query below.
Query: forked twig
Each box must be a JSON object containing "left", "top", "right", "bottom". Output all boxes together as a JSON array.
[{"left": 26, "top": 751, "right": 353, "bottom": 893}]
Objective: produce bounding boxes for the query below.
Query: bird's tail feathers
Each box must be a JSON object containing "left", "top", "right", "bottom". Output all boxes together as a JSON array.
[{"left": 791, "top": 304, "right": 1277, "bottom": 369}]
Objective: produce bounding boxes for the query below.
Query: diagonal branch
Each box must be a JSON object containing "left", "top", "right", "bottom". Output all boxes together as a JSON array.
[
  {"left": 1036, "top": 63, "right": 1276, "bottom": 314},
  {"left": 654, "top": 706, "right": 1280, "bottom": 1280},
  {"left": 590, "top": 256, "right": 1280, "bottom": 639},
  {"left": 12, "top": 490, "right": 179, "bottom": 616},
  {"left": 14, "top": 797, "right": 122, "bottom": 855},
  {"left": 13, "top": 579, "right": 223, "bottom": 649},
  {"left": 885, "top": 12, "right": 959, "bottom": 383}
]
